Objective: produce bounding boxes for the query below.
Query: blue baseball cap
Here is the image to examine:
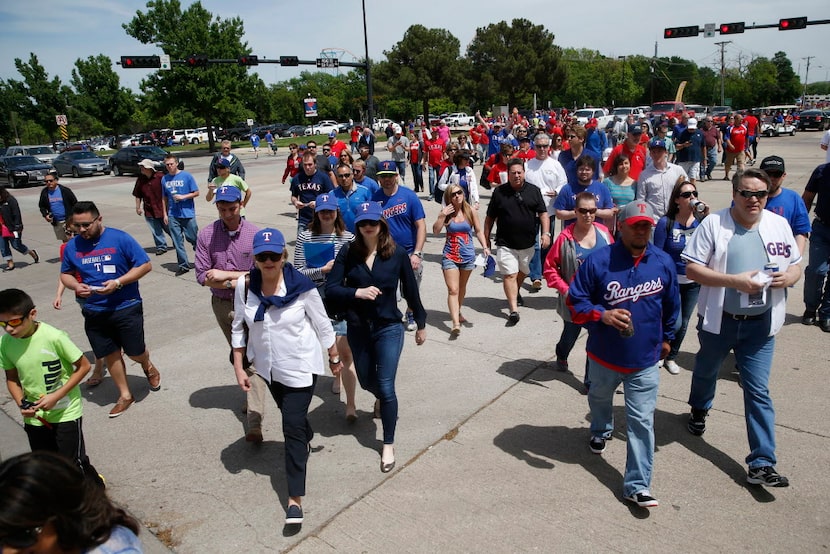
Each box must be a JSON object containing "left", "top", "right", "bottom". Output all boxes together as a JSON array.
[
  {"left": 376, "top": 160, "right": 398, "bottom": 176},
  {"left": 214, "top": 185, "right": 242, "bottom": 203},
  {"left": 328, "top": 130, "right": 337, "bottom": 138},
  {"left": 648, "top": 138, "right": 667, "bottom": 150},
  {"left": 315, "top": 193, "right": 338, "bottom": 212},
  {"left": 215, "top": 158, "right": 231, "bottom": 168},
  {"left": 353, "top": 201, "right": 384, "bottom": 224},
  {"left": 252, "top": 228, "right": 285, "bottom": 255}
]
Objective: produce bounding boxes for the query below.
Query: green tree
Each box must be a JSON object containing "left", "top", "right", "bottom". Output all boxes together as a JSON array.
[
  {"left": 771, "top": 51, "right": 801, "bottom": 103},
  {"left": 123, "top": 0, "right": 264, "bottom": 151},
  {"left": 0, "top": 80, "right": 29, "bottom": 145},
  {"left": 373, "top": 25, "right": 462, "bottom": 123},
  {"left": 13, "top": 53, "right": 72, "bottom": 142},
  {"left": 467, "top": 19, "right": 565, "bottom": 109},
  {"left": 744, "top": 57, "right": 778, "bottom": 107},
  {"left": 70, "top": 55, "right": 136, "bottom": 135}
]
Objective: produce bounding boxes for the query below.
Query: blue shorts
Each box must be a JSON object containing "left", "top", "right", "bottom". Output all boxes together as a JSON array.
[
  {"left": 331, "top": 318, "right": 347, "bottom": 336},
  {"left": 82, "top": 302, "right": 146, "bottom": 358},
  {"left": 441, "top": 257, "right": 476, "bottom": 271}
]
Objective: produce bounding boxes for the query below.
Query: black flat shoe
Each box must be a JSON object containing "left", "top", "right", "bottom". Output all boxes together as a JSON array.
[{"left": 381, "top": 460, "right": 396, "bottom": 473}]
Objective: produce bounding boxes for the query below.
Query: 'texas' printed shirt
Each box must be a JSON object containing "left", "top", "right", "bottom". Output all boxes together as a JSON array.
[{"left": 567, "top": 242, "right": 679, "bottom": 372}]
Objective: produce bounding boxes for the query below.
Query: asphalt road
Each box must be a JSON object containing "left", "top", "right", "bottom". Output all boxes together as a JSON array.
[{"left": 1, "top": 130, "right": 829, "bottom": 553}]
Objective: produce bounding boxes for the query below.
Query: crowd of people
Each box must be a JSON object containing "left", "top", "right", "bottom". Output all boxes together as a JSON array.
[{"left": 2, "top": 109, "right": 829, "bottom": 543}]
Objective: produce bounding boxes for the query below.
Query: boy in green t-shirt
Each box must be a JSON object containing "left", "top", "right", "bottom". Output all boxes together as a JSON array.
[{"left": 0, "top": 288, "right": 100, "bottom": 482}]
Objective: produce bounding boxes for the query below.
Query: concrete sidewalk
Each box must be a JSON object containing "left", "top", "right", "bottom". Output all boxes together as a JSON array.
[{"left": 1, "top": 134, "right": 828, "bottom": 552}]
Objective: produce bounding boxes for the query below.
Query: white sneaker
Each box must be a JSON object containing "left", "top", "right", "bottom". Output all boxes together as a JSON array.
[{"left": 665, "top": 360, "right": 681, "bottom": 375}]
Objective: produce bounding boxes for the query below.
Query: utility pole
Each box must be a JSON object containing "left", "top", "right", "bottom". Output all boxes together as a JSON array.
[
  {"left": 801, "top": 56, "right": 814, "bottom": 108},
  {"left": 650, "top": 42, "right": 657, "bottom": 105},
  {"left": 715, "top": 41, "right": 731, "bottom": 106}
]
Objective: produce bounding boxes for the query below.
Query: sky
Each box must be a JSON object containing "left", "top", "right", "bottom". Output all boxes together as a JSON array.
[{"left": 1, "top": 0, "right": 828, "bottom": 99}]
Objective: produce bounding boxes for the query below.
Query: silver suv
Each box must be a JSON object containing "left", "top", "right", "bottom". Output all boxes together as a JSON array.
[{"left": 5, "top": 145, "right": 59, "bottom": 165}]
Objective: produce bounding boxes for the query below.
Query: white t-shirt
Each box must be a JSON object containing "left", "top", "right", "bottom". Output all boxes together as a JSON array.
[{"left": 820, "top": 130, "right": 830, "bottom": 164}]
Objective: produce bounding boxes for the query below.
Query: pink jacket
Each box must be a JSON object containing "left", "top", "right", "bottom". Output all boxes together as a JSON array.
[{"left": 543, "top": 222, "right": 613, "bottom": 295}]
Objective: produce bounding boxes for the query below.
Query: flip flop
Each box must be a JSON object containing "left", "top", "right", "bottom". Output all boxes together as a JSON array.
[{"left": 86, "top": 375, "right": 104, "bottom": 387}]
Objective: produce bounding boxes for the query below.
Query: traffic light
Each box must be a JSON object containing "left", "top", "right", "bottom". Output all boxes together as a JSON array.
[
  {"left": 120, "top": 55, "right": 161, "bottom": 69},
  {"left": 664, "top": 26, "right": 699, "bottom": 39},
  {"left": 779, "top": 17, "right": 808, "bottom": 30},
  {"left": 238, "top": 55, "right": 259, "bottom": 66},
  {"left": 279, "top": 56, "right": 299, "bottom": 66},
  {"left": 186, "top": 55, "right": 208, "bottom": 68},
  {"left": 719, "top": 22, "right": 745, "bottom": 34}
]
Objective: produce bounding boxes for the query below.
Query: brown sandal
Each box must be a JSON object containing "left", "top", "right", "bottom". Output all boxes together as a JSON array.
[{"left": 144, "top": 365, "right": 161, "bottom": 391}]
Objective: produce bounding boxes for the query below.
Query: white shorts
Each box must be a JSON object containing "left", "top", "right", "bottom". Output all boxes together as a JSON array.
[
  {"left": 679, "top": 161, "right": 700, "bottom": 180},
  {"left": 496, "top": 246, "right": 534, "bottom": 276}
]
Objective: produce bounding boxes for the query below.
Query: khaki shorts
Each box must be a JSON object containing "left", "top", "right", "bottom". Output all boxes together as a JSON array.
[{"left": 496, "top": 246, "right": 534, "bottom": 276}]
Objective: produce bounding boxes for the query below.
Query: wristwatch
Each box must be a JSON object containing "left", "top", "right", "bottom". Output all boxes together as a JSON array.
[
  {"left": 544, "top": 232, "right": 552, "bottom": 237},
  {"left": 329, "top": 358, "right": 341, "bottom": 365},
  {"left": 114, "top": 279, "right": 123, "bottom": 290},
  {"left": 224, "top": 279, "right": 233, "bottom": 289},
  {"left": 413, "top": 251, "right": 423, "bottom": 258}
]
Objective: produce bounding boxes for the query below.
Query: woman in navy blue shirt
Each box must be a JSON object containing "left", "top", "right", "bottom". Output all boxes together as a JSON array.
[{"left": 653, "top": 179, "right": 708, "bottom": 375}]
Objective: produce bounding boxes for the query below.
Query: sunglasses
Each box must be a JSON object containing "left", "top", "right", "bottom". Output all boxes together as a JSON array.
[
  {"left": 1, "top": 525, "right": 45, "bottom": 548},
  {"left": 357, "top": 220, "right": 380, "bottom": 228},
  {"left": 679, "top": 191, "right": 699, "bottom": 198},
  {"left": 451, "top": 190, "right": 464, "bottom": 197},
  {"left": 336, "top": 173, "right": 352, "bottom": 178},
  {"left": 535, "top": 144, "right": 550, "bottom": 149},
  {"left": 0, "top": 315, "right": 27, "bottom": 328},
  {"left": 44, "top": 179, "right": 56, "bottom": 183},
  {"left": 576, "top": 207, "right": 597, "bottom": 215},
  {"left": 736, "top": 190, "right": 769, "bottom": 199},
  {"left": 255, "top": 252, "right": 282, "bottom": 262}
]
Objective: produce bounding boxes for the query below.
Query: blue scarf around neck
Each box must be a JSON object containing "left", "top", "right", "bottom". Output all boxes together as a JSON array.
[{"left": 249, "top": 264, "right": 316, "bottom": 322}]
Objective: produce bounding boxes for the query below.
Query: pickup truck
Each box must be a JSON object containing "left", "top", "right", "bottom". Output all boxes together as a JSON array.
[
  {"left": 444, "top": 112, "right": 475, "bottom": 127},
  {"left": 573, "top": 108, "right": 614, "bottom": 129},
  {"left": 217, "top": 122, "right": 258, "bottom": 142}
]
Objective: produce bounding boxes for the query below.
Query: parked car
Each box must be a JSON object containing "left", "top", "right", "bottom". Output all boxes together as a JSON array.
[
  {"left": 573, "top": 108, "right": 614, "bottom": 129},
  {"left": 108, "top": 146, "right": 182, "bottom": 176},
  {"left": 52, "top": 151, "right": 110, "bottom": 177},
  {"left": 281, "top": 125, "right": 309, "bottom": 138},
  {"left": 611, "top": 107, "right": 648, "bottom": 120},
  {"left": 372, "top": 118, "right": 393, "bottom": 132},
  {"left": 444, "top": 113, "right": 475, "bottom": 127},
  {"left": 797, "top": 109, "right": 830, "bottom": 131},
  {"left": 5, "top": 145, "right": 59, "bottom": 165},
  {"left": 304, "top": 120, "right": 341, "bottom": 136},
  {"left": 0, "top": 155, "right": 53, "bottom": 188},
  {"left": 685, "top": 104, "right": 709, "bottom": 118},
  {"left": 710, "top": 106, "right": 732, "bottom": 125}
]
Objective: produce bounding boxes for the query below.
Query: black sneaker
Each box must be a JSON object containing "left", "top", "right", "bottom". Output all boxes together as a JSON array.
[
  {"left": 802, "top": 309, "right": 817, "bottom": 326},
  {"left": 589, "top": 436, "right": 606, "bottom": 454},
  {"left": 687, "top": 408, "right": 708, "bottom": 436},
  {"left": 747, "top": 466, "right": 790, "bottom": 487},
  {"left": 285, "top": 504, "right": 304, "bottom": 524},
  {"left": 506, "top": 311, "right": 520, "bottom": 327},
  {"left": 624, "top": 491, "right": 659, "bottom": 508}
]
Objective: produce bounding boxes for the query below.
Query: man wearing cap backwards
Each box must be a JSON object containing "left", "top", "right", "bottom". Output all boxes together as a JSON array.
[
  {"left": 567, "top": 200, "right": 678, "bottom": 508},
  {"left": 635, "top": 139, "right": 688, "bottom": 219},
  {"left": 161, "top": 154, "right": 200, "bottom": 276},
  {"left": 758, "top": 156, "right": 810, "bottom": 257},
  {"left": 386, "top": 126, "right": 410, "bottom": 180},
  {"left": 674, "top": 118, "right": 706, "bottom": 186},
  {"left": 327, "top": 130, "right": 348, "bottom": 158},
  {"left": 682, "top": 168, "right": 801, "bottom": 488},
  {"left": 372, "top": 160, "right": 426, "bottom": 331},
  {"left": 207, "top": 140, "right": 246, "bottom": 184},
  {"left": 604, "top": 123, "right": 648, "bottom": 181},
  {"left": 132, "top": 159, "right": 171, "bottom": 255},
  {"left": 291, "top": 152, "right": 334, "bottom": 231},
  {"left": 206, "top": 158, "right": 252, "bottom": 217},
  {"left": 484, "top": 159, "right": 551, "bottom": 326},
  {"left": 801, "top": 161, "right": 830, "bottom": 331},
  {"left": 195, "top": 186, "right": 265, "bottom": 442}
]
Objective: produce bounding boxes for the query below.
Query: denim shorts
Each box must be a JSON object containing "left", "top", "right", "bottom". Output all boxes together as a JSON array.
[
  {"left": 331, "top": 318, "right": 347, "bottom": 336},
  {"left": 441, "top": 257, "right": 476, "bottom": 271}
]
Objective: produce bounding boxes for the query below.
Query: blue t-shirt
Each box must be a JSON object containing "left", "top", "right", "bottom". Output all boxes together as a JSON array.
[
  {"left": 765, "top": 188, "right": 812, "bottom": 238},
  {"left": 333, "top": 184, "right": 373, "bottom": 232},
  {"left": 161, "top": 171, "right": 198, "bottom": 218},
  {"left": 372, "top": 186, "right": 426, "bottom": 253},
  {"left": 355, "top": 176, "right": 380, "bottom": 194},
  {"left": 250, "top": 134, "right": 260, "bottom": 148},
  {"left": 61, "top": 227, "right": 150, "bottom": 312},
  {"left": 653, "top": 215, "right": 700, "bottom": 281},
  {"left": 291, "top": 171, "right": 334, "bottom": 226},
  {"left": 553, "top": 180, "right": 614, "bottom": 227},
  {"left": 48, "top": 188, "right": 66, "bottom": 220},
  {"left": 558, "top": 149, "right": 601, "bottom": 188}
]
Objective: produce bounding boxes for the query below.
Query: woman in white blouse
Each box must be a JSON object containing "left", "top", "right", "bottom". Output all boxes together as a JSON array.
[{"left": 232, "top": 228, "right": 342, "bottom": 527}]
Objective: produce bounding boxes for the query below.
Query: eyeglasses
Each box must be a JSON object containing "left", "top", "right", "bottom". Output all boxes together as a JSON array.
[
  {"left": 336, "top": 173, "right": 352, "bottom": 178},
  {"left": 0, "top": 315, "right": 27, "bottom": 328},
  {"left": 73, "top": 218, "right": 100, "bottom": 229},
  {"left": 679, "top": 191, "right": 699, "bottom": 198},
  {"left": 535, "top": 144, "right": 550, "bottom": 149},
  {"left": 1, "top": 525, "right": 45, "bottom": 548},
  {"left": 44, "top": 179, "right": 56, "bottom": 183},
  {"left": 736, "top": 189, "right": 769, "bottom": 199},
  {"left": 357, "top": 220, "right": 380, "bottom": 228},
  {"left": 576, "top": 207, "right": 597, "bottom": 215},
  {"left": 255, "top": 252, "right": 282, "bottom": 263}
]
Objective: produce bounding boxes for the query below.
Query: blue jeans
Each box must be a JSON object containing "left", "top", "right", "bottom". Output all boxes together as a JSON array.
[
  {"left": 528, "top": 228, "right": 542, "bottom": 281},
  {"left": 705, "top": 146, "right": 718, "bottom": 179},
  {"left": 0, "top": 234, "right": 31, "bottom": 260},
  {"left": 168, "top": 216, "right": 198, "bottom": 269},
  {"left": 394, "top": 160, "right": 406, "bottom": 179},
  {"left": 556, "top": 321, "right": 582, "bottom": 361},
  {"left": 348, "top": 322, "right": 404, "bottom": 444},
  {"left": 667, "top": 282, "right": 701, "bottom": 360},
  {"left": 588, "top": 359, "right": 659, "bottom": 497},
  {"left": 804, "top": 219, "right": 830, "bottom": 318},
  {"left": 410, "top": 163, "right": 423, "bottom": 191},
  {"left": 268, "top": 376, "right": 316, "bottom": 498},
  {"left": 428, "top": 166, "right": 439, "bottom": 195},
  {"left": 689, "top": 312, "right": 777, "bottom": 468},
  {"left": 145, "top": 217, "right": 170, "bottom": 250}
]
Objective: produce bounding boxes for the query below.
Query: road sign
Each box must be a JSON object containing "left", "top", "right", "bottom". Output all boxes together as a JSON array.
[
  {"left": 304, "top": 98, "right": 318, "bottom": 118},
  {"left": 316, "top": 58, "right": 339, "bottom": 69},
  {"left": 704, "top": 23, "right": 716, "bottom": 38},
  {"left": 246, "top": 119, "right": 254, "bottom": 127},
  {"left": 55, "top": 114, "right": 67, "bottom": 126},
  {"left": 160, "top": 55, "right": 171, "bottom": 70}
]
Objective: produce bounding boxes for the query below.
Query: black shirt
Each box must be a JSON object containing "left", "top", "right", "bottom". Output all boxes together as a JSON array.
[{"left": 486, "top": 181, "right": 546, "bottom": 249}]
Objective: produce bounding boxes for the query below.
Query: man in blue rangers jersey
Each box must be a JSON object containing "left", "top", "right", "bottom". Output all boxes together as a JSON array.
[{"left": 567, "top": 200, "right": 679, "bottom": 509}]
